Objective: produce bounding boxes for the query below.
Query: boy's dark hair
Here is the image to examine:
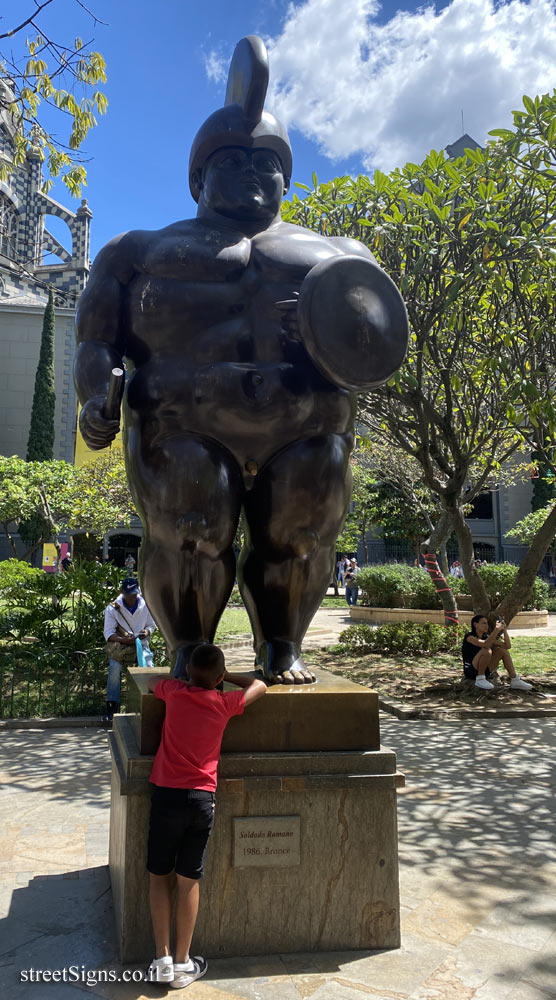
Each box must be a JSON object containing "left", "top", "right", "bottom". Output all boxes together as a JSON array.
[{"left": 189, "top": 644, "right": 225, "bottom": 687}]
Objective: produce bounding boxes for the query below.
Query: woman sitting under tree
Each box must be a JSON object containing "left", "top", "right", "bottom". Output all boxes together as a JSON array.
[{"left": 461, "top": 615, "right": 532, "bottom": 692}]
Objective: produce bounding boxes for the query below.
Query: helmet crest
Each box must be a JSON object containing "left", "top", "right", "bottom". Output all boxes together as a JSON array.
[{"left": 189, "top": 35, "right": 292, "bottom": 202}]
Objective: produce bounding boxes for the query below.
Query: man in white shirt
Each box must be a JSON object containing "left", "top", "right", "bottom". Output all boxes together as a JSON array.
[{"left": 103, "top": 577, "right": 156, "bottom": 721}]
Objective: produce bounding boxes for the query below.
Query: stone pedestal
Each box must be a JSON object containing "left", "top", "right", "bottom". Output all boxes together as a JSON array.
[{"left": 109, "top": 667, "right": 404, "bottom": 962}]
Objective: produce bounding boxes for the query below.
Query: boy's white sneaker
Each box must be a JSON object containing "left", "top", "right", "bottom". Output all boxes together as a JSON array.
[
  {"left": 171, "top": 956, "right": 208, "bottom": 989},
  {"left": 147, "top": 955, "right": 174, "bottom": 984},
  {"left": 475, "top": 676, "right": 494, "bottom": 691},
  {"left": 510, "top": 675, "right": 533, "bottom": 691}
]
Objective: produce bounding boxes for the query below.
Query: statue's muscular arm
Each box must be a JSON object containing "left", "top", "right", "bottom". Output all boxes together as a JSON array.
[{"left": 74, "top": 232, "right": 140, "bottom": 451}]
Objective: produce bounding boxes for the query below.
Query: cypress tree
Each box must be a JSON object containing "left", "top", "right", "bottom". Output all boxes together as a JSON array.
[{"left": 27, "top": 288, "right": 56, "bottom": 461}]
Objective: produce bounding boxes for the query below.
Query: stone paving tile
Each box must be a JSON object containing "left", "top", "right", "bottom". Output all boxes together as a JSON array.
[
  {"left": 0, "top": 830, "right": 87, "bottom": 874},
  {"left": 0, "top": 710, "right": 555, "bottom": 1000},
  {"left": 280, "top": 941, "right": 453, "bottom": 998},
  {"left": 401, "top": 887, "right": 489, "bottom": 947},
  {"left": 426, "top": 934, "right": 542, "bottom": 1000},
  {"left": 518, "top": 929, "right": 556, "bottom": 995},
  {"left": 1, "top": 982, "right": 107, "bottom": 1000},
  {"left": 507, "top": 982, "right": 556, "bottom": 1000},
  {"left": 472, "top": 894, "right": 555, "bottom": 953}
]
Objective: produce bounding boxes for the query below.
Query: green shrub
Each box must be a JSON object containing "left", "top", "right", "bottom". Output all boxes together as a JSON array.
[
  {"left": 477, "top": 563, "right": 548, "bottom": 610},
  {"left": 545, "top": 596, "right": 556, "bottom": 613},
  {"left": 405, "top": 570, "right": 441, "bottom": 610},
  {"left": 227, "top": 585, "right": 244, "bottom": 607},
  {"left": 338, "top": 622, "right": 467, "bottom": 657},
  {"left": 0, "top": 558, "right": 123, "bottom": 651},
  {"left": 357, "top": 564, "right": 446, "bottom": 609},
  {"left": 354, "top": 560, "right": 548, "bottom": 611},
  {"left": 0, "top": 559, "right": 43, "bottom": 603},
  {"left": 447, "top": 575, "right": 468, "bottom": 596},
  {"left": 150, "top": 630, "right": 170, "bottom": 667},
  {"left": 357, "top": 564, "right": 440, "bottom": 609},
  {"left": 0, "top": 645, "right": 108, "bottom": 719}
]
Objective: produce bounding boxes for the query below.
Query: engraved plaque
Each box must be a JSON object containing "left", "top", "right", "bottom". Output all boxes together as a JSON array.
[{"left": 233, "top": 816, "right": 300, "bottom": 868}]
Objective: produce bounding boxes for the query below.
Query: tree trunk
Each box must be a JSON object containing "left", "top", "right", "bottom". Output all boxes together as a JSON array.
[
  {"left": 420, "top": 512, "right": 458, "bottom": 626},
  {"left": 497, "top": 503, "right": 556, "bottom": 623},
  {"left": 22, "top": 539, "right": 43, "bottom": 564},
  {"left": 449, "top": 503, "right": 490, "bottom": 614},
  {"left": 361, "top": 528, "right": 368, "bottom": 565},
  {"left": 439, "top": 542, "right": 449, "bottom": 578},
  {"left": 2, "top": 523, "right": 18, "bottom": 558}
]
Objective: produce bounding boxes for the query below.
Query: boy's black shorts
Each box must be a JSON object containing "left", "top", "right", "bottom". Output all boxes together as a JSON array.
[{"left": 147, "top": 786, "right": 215, "bottom": 879}]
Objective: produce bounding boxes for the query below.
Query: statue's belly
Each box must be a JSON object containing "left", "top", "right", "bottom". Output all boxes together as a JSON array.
[{"left": 125, "top": 359, "right": 353, "bottom": 469}]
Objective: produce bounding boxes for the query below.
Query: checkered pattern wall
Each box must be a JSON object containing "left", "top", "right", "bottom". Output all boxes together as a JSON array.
[
  {"left": 0, "top": 122, "right": 92, "bottom": 463},
  {"left": 0, "top": 123, "right": 91, "bottom": 303}
]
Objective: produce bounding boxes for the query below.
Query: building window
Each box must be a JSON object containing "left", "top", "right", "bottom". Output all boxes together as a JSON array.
[
  {"left": 467, "top": 490, "right": 493, "bottom": 520},
  {"left": 0, "top": 194, "right": 18, "bottom": 259}
]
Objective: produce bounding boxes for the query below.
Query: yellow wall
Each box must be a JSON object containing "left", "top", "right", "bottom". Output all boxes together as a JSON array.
[{"left": 74, "top": 409, "right": 123, "bottom": 467}]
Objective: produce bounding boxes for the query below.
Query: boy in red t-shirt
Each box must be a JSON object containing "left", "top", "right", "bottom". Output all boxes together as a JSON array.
[{"left": 145, "top": 644, "right": 266, "bottom": 989}]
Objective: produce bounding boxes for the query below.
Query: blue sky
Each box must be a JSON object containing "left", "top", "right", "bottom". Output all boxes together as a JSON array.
[{"left": 4, "top": 0, "right": 556, "bottom": 258}]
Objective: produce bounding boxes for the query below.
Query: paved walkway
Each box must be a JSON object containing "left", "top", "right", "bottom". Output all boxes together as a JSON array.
[{"left": 1, "top": 713, "right": 555, "bottom": 1000}]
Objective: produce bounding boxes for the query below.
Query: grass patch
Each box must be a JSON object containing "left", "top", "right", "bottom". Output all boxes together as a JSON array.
[
  {"left": 509, "top": 636, "right": 556, "bottom": 674},
  {"left": 215, "top": 607, "right": 251, "bottom": 641},
  {"left": 320, "top": 595, "right": 348, "bottom": 608}
]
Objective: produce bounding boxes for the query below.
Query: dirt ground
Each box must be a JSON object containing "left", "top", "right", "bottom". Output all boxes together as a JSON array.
[{"left": 304, "top": 647, "right": 556, "bottom": 712}]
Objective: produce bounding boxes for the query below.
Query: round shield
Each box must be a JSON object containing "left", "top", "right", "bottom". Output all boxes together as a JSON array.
[{"left": 297, "top": 255, "right": 409, "bottom": 392}]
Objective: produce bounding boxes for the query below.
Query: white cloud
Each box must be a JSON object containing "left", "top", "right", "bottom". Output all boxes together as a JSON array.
[
  {"left": 260, "top": 0, "right": 556, "bottom": 171},
  {"left": 203, "top": 49, "right": 227, "bottom": 84}
]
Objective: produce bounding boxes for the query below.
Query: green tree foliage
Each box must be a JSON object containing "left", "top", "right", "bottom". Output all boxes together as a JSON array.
[
  {"left": 530, "top": 451, "right": 556, "bottom": 512},
  {"left": 284, "top": 91, "right": 556, "bottom": 621},
  {"left": 507, "top": 502, "right": 556, "bottom": 577},
  {"left": 0, "top": 1, "right": 107, "bottom": 196},
  {"left": 337, "top": 441, "right": 439, "bottom": 561},
  {"left": 369, "top": 481, "right": 429, "bottom": 548},
  {"left": 27, "top": 288, "right": 55, "bottom": 461},
  {"left": 337, "top": 462, "right": 376, "bottom": 558},
  {"left": 0, "top": 450, "right": 136, "bottom": 562},
  {"left": 69, "top": 448, "right": 135, "bottom": 539}
]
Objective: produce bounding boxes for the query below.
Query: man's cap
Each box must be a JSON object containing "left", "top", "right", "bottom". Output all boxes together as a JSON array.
[
  {"left": 188, "top": 35, "right": 292, "bottom": 201},
  {"left": 122, "top": 577, "right": 140, "bottom": 595}
]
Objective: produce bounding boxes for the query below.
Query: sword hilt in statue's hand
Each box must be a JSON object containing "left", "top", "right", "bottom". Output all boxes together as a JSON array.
[{"left": 104, "top": 367, "right": 125, "bottom": 421}]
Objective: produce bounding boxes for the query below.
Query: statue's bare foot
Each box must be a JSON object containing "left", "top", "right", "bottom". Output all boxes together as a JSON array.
[{"left": 255, "top": 640, "right": 316, "bottom": 685}]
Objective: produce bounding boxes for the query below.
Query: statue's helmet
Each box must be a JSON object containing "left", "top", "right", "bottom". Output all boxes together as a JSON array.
[{"left": 189, "top": 35, "right": 292, "bottom": 202}]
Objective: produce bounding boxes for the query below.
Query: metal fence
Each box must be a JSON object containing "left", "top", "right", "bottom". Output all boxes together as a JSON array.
[
  {"left": 0, "top": 645, "right": 110, "bottom": 719},
  {"left": 363, "top": 541, "right": 459, "bottom": 565},
  {"left": 363, "top": 539, "right": 550, "bottom": 573}
]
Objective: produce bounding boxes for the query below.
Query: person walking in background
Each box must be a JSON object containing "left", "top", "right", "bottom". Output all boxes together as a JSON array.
[
  {"left": 124, "top": 553, "right": 136, "bottom": 573},
  {"left": 103, "top": 577, "right": 156, "bottom": 722},
  {"left": 344, "top": 558, "right": 360, "bottom": 606},
  {"left": 146, "top": 645, "right": 266, "bottom": 989},
  {"left": 336, "top": 555, "right": 347, "bottom": 586}
]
